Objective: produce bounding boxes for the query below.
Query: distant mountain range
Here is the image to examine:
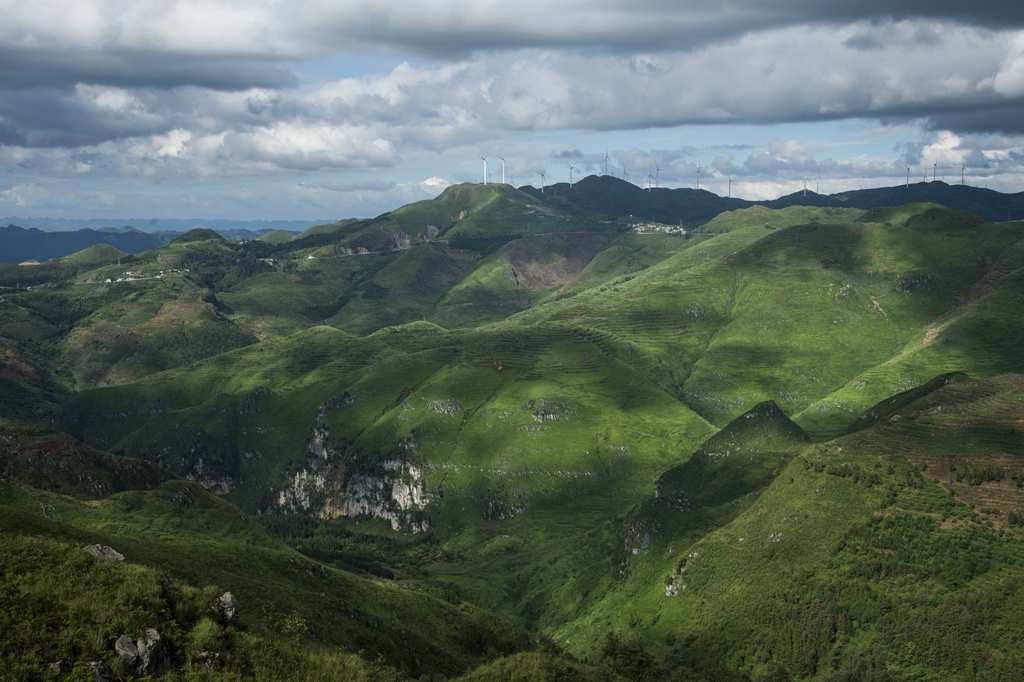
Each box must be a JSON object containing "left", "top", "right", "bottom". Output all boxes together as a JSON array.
[
  {"left": 0, "top": 225, "right": 165, "bottom": 264},
  {"left": 521, "top": 175, "right": 1024, "bottom": 226},
  {"left": 0, "top": 224, "right": 304, "bottom": 264},
  {"left": 1, "top": 216, "right": 329, "bottom": 234},
  {"left": 4, "top": 178, "right": 1021, "bottom": 264}
]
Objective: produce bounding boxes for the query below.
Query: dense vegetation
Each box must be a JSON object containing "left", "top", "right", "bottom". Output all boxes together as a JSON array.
[{"left": 3, "top": 177, "right": 1024, "bottom": 681}]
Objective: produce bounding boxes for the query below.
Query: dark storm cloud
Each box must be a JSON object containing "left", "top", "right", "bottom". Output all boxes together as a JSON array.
[
  {"left": 0, "top": 49, "right": 297, "bottom": 91},
  {"left": 3, "top": 1, "right": 1021, "bottom": 91},
  {"left": 299, "top": 1, "right": 1024, "bottom": 58},
  {"left": 925, "top": 103, "right": 1024, "bottom": 135}
]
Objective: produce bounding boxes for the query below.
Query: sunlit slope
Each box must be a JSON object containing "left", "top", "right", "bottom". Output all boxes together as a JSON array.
[
  {"left": 56, "top": 242, "right": 128, "bottom": 265},
  {"left": 295, "top": 217, "right": 365, "bottom": 239},
  {"left": 2, "top": 234, "right": 262, "bottom": 391},
  {"left": 794, "top": 211, "right": 1024, "bottom": 438},
  {"left": 503, "top": 204, "right": 1023, "bottom": 433},
  {"left": 256, "top": 228, "right": 298, "bottom": 244},
  {"left": 382, "top": 182, "right": 601, "bottom": 240},
  {"left": 548, "top": 373, "right": 1024, "bottom": 680},
  {"left": 57, "top": 323, "right": 715, "bottom": 530}
]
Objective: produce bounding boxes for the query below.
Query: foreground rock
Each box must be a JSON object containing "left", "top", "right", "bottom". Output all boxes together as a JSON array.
[
  {"left": 114, "top": 634, "right": 138, "bottom": 666},
  {"left": 82, "top": 544, "right": 124, "bottom": 561},
  {"left": 214, "top": 591, "right": 239, "bottom": 625},
  {"left": 135, "top": 628, "right": 167, "bottom": 675}
]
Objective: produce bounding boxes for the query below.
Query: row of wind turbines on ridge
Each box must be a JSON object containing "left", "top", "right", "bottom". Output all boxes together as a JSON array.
[
  {"left": 477, "top": 154, "right": 975, "bottom": 197},
  {"left": 478, "top": 151, "right": 707, "bottom": 194}
]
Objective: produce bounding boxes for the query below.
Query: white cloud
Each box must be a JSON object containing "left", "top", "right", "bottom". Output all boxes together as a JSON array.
[
  {"left": 1, "top": 3, "right": 1023, "bottom": 218},
  {"left": 154, "top": 129, "right": 192, "bottom": 157},
  {"left": 0, "top": 182, "right": 116, "bottom": 208},
  {"left": 0, "top": 183, "right": 51, "bottom": 207}
]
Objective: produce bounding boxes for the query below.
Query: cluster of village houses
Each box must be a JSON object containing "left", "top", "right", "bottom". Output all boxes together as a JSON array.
[{"left": 630, "top": 223, "right": 688, "bottom": 235}]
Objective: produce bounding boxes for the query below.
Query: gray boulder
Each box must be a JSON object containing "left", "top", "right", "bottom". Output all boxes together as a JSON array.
[
  {"left": 83, "top": 545, "right": 124, "bottom": 562},
  {"left": 135, "top": 628, "right": 167, "bottom": 675},
  {"left": 87, "top": 660, "right": 110, "bottom": 681},
  {"left": 214, "top": 591, "right": 239, "bottom": 625},
  {"left": 114, "top": 634, "right": 138, "bottom": 666}
]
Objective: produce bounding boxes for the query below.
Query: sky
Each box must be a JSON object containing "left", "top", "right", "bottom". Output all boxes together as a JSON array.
[{"left": 1, "top": 1, "right": 1023, "bottom": 222}]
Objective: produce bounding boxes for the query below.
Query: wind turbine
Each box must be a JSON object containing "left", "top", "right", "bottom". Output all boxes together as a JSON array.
[
  {"left": 654, "top": 162, "right": 661, "bottom": 189},
  {"left": 906, "top": 165, "right": 911, "bottom": 188},
  {"left": 539, "top": 168, "right": 547, "bottom": 194},
  {"left": 694, "top": 163, "right": 703, "bottom": 190},
  {"left": 646, "top": 165, "right": 654, "bottom": 192},
  {"left": 497, "top": 152, "right": 510, "bottom": 184},
  {"left": 604, "top": 148, "right": 610, "bottom": 176},
  {"left": 727, "top": 174, "right": 732, "bottom": 198},
  {"left": 960, "top": 163, "right": 966, "bottom": 186},
  {"left": 623, "top": 167, "right": 629, "bottom": 183},
  {"left": 815, "top": 170, "right": 822, "bottom": 194},
  {"left": 479, "top": 155, "right": 489, "bottom": 184},
  {"left": 803, "top": 176, "right": 809, "bottom": 197},
  {"left": 933, "top": 162, "right": 937, "bottom": 182},
  {"left": 567, "top": 162, "right": 576, "bottom": 189}
]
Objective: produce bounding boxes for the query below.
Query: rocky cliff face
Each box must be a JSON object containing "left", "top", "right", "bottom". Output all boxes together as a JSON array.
[
  {"left": 273, "top": 391, "right": 432, "bottom": 532},
  {"left": 329, "top": 461, "right": 432, "bottom": 533}
]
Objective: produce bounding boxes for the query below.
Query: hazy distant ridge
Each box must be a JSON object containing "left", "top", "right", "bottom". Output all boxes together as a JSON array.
[{"left": 0, "top": 216, "right": 330, "bottom": 234}]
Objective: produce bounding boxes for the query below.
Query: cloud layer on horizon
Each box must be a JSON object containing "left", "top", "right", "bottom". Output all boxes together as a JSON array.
[{"left": 1, "top": 1, "right": 1023, "bottom": 217}]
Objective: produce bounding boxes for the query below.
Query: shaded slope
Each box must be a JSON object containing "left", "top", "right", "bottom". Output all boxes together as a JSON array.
[
  {"left": 833, "top": 180, "right": 1024, "bottom": 223},
  {"left": 55, "top": 323, "right": 715, "bottom": 529},
  {"left": 521, "top": 175, "right": 1024, "bottom": 228},
  {"left": 0, "top": 423, "right": 176, "bottom": 498},
  {"left": 0, "top": 427, "right": 532, "bottom": 678},
  {"left": 521, "top": 175, "right": 750, "bottom": 227}
]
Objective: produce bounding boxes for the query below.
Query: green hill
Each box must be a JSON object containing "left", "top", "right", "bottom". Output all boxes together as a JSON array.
[
  {"left": 57, "top": 242, "right": 129, "bottom": 265},
  {"left": 4, "top": 182, "right": 1024, "bottom": 680},
  {"left": 296, "top": 218, "right": 365, "bottom": 239},
  {"left": 520, "top": 174, "right": 1024, "bottom": 227},
  {"left": 833, "top": 180, "right": 1024, "bottom": 223},
  {"left": 257, "top": 229, "right": 299, "bottom": 244},
  {"left": 171, "top": 228, "right": 226, "bottom": 244}
]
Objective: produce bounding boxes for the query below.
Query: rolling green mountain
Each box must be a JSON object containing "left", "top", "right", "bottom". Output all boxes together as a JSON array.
[
  {"left": 520, "top": 174, "right": 1024, "bottom": 226},
  {"left": 3, "top": 180, "right": 1024, "bottom": 681},
  {"left": 832, "top": 180, "right": 1024, "bottom": 223}
]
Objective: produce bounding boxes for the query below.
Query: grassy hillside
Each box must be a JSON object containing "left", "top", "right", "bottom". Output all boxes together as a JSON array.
[
  {"left": 296, "top": 218, "right": 366, "bottom": 239},
  {"left": 56, "top": 242, "right": 128, "bottom": 265},
  {"left": 0, "top": 424, "right": 531, "bottom": 679},
  {"left": 504, "top": 203, "right": 1022, "bottom": 435},
  {"left": 539, "top": 372, "right": 1024, "bottom": 680},
  {"left": 257, "top": 229, "right": 299, "bottom": 244},
  {"left": 5, "top": 185, "right": 1024, "bottom": 680}
]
